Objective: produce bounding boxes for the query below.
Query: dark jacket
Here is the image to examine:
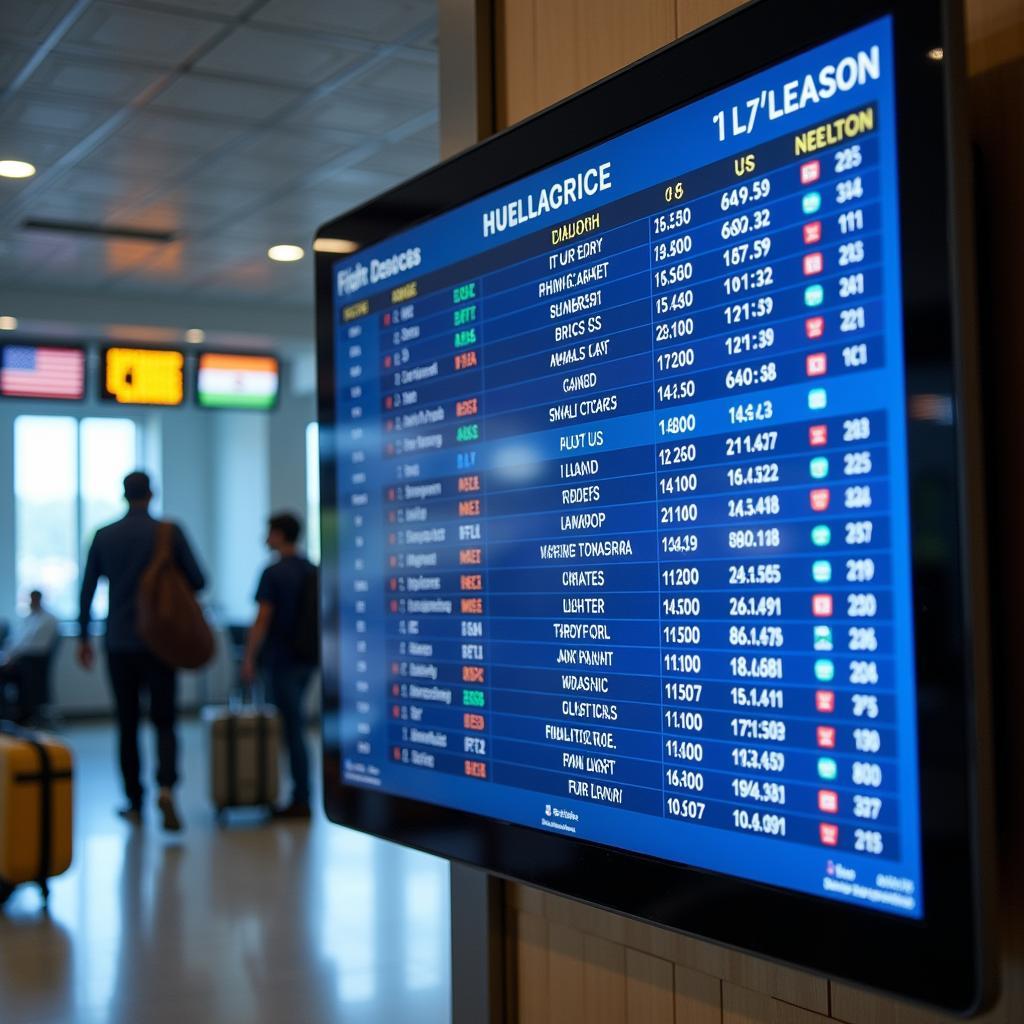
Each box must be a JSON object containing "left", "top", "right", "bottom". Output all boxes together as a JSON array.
[{"left": 79, "top": 509, "right": 206, "bottom": 652}]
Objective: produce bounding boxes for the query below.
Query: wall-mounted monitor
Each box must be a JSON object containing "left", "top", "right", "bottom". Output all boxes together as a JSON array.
[
  {"left": 315, "top": 0, "right": 993, "bottom": 1012},
  {"left": 195, "top": 352, "right": 279, "bottom": 410},
  {"left": 101, "top": 346, "right": 184, "bottom": 406},
  {"left": 0, "top": 343, "right": 86, "bottom": 400}
]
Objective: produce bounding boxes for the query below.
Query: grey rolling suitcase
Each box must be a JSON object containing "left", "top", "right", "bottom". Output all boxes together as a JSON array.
[{"left": 203, "top": 702, "right": 280, "bottom": 818}]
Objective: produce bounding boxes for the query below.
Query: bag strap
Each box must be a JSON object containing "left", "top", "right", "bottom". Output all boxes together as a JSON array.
[
  {"left": 154, "top": 521, "right": 174, "bottom": 563},
  {"left": 256, "top": 712, "right": 268, "bottom": 806},
  {"left": 27, "top": 737, "right": 52, "bottom": 885},
  {"left": 226, "top": 714, "right": 237, "bottom": 808}
]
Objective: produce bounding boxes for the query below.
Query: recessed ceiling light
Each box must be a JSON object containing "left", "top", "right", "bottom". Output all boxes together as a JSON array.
[
  {"left": 268, "top": 244, "right": 305, "bottom": 262},
  {"left": 927, "top": 47, "right": 944, "bottom": 61},
  {"left": 313, "top": 237, "right": 359, "bottom": 254},
  {"left": 0, "top": 315, "right": 17, "bottom": 330},
  {"left": 0, "top": 160, "right": 36, "bottom": 179},
  {"left": 185, "top": 328, "right": 205, "bottom": 344}
]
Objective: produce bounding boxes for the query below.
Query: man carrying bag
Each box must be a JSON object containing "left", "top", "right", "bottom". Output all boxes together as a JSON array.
[{"left": 78, "top": 471, "right": 209, "bottom": 831}]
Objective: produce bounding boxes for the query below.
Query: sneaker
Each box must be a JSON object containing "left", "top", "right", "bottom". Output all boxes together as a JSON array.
[
  {"left": 158, "top": 793, "right": 183, "bottom": 833},
  {"left": 272, "top": 801, "right": 311, "bottom": 821},
  {"left": 117, "top": 805, "right": 142, "bottom": 825}
]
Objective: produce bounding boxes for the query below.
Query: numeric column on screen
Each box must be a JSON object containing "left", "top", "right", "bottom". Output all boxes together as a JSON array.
[{"left": 338, "top": 310, "right": 377, "bottom": 766}]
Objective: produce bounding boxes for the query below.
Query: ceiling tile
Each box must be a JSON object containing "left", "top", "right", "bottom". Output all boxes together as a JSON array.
[
  {"left": 194, "top": 26, "right": 365, "bottom": 88},
  {"left": 23, "top": 53, "right": 165, "bottom": 102},
  {"left": 23, "top": 188, "right": 123, "bottom": 225},
  {"left": 75, "top": 135, "right": 199, "bottom": 181},
  {"left": 233, "top": 126, "right": 358, "bottom": 168},
  {"left": 0, "top": 0, "right": 77, "bottom": 44},
  {"left": 289, "top": 87, "right": 429, "bottom": 135},
  {"left": 253, "top": 0, "right": 436, "bottom": 44},
  {"left": 352, "top": 56, "right": 438, "bottom": 100},
  {"left": 0, "top": 92, "right": 119, "bottom": 136},
  {"left": 50, "top": 167, "right": 155, "bottom": 206},
  {"left": 0, "top": 44, "right": 31, "bottom": 90},
  {"left": 190, "top": 151, "right": 306, "bottom": 192},
  {"left": 113, "top": 109, "right": 247, "bottom": 153},
  {"left": 150, "top": 72, "right": 302, "bottom": 121},
  {"left": 352, "top": 141, "right": 437, "bottom": 179},
  {"left": 131, "top": 0, "right": 254, "bottom": 15},
  {"left": 63, "top": 2, "right": 226, "bottom": 66}
]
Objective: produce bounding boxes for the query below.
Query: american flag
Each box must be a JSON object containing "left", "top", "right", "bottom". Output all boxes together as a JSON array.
[{"left": 1, "top": 345, "right": 85, "bottom": 399}]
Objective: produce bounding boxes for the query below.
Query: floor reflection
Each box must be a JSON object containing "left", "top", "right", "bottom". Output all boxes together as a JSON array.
[{"left": 0, "top": 722, "right": 451, "bottom": 1024}]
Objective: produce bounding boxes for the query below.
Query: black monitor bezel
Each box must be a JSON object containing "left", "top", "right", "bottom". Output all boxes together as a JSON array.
[
  {"left": 99, "top": 344, "right": 187, "bottom": 408},
  {"left": 314, "top": 0, "right": 994, "bottom": 1012},
  {"left": 191, "top": 349, "right": 281, "bottom": 411},
  {"left": 0, "top": 340, "right": 88, "bottom": 402}
]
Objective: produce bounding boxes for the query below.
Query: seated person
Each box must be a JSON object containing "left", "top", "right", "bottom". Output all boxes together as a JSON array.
[{"left": 1, "top": 590, "right": 59, "bottom": 724}]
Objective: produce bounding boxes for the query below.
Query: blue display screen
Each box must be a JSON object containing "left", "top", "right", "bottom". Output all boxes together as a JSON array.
[{"left": 329, "top": 16, "right": 923, "bottom": 917}]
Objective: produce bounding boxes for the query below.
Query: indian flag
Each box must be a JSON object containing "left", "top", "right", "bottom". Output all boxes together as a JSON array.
[{"left": 197, "top": 353, "right": 279, "bottom": 410}]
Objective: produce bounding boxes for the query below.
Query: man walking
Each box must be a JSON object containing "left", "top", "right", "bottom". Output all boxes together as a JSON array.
[
  {"left": 241, "top": 512, "right": 318, "bottom": 820},
  {"left": 78, "top": 471, "right": 206, "bottom": 831}
]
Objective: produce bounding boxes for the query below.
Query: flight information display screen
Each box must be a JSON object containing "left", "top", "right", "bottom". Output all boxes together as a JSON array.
[{"left": 329, "top": 16, "right": 925, "bottom": 918}]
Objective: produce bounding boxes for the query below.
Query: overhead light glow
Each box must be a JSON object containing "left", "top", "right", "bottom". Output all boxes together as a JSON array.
[
  {"left": 268, "top": 244, "right": 305, "bottom": 262},
  {"left": 184, "top": 328, "right": 205, "bottom": 345},
  {"left": 0, "top": 315, "right": 17, "bottom": 330},
  {"left": 927, "top": 47, "right": 944, "bottom": 61},
  {"left": 313, "top": 237, "right": 359, "bottom": 254},
  {"left": 0, "top": 160, "right": 36, "bottom": 179}
]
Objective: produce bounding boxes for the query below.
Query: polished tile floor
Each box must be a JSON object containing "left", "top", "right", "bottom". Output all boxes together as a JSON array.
[{"left": 0, "top": 721, "right": 451, "bottom": 1024}]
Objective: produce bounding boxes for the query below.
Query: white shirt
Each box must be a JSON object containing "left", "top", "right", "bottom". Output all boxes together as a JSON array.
[{"left": 6, "top": 609, "right": 59, "bottom": 661}]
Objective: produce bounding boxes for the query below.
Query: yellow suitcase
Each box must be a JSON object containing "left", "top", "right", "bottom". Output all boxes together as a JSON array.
[{"left": 0, "top": 728, "right": 73, "bottom": 906}]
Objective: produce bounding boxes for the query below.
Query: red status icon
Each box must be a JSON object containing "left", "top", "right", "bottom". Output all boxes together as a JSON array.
[
  {"left": 810, "top": 488, "right": 831, "bottom": 512},
  {"left": 815, "top": 690, "right": 836, "bottom": 713},
  {"left": 803, "top": 220, "right": 823, "bottom": 244},
  {"left": 812, "top": 594, "right": 834, "bottom": 617},
  {"left": 806, "top": 352, "right": 828, "bottom": 377},
  {"left": 817, "top": 726, "right": 837, "bottom": 749},
  {"left": 818, "top": 790, "right": 839, "bottom": 814},
  {"left": 809, "top": 424, "right": 828, "bottom": 447},
  {"left": 819, "top": 823, "right": 840, "bottom": 847},
  {"left": 803, "top": 252, "right": 824, "bottom": 276},
  {"left": 805, "top": 316, "right": 825, "bottom": 339},
  {"left": 800, "top": 159, "right": 821, "bottom": 184}
]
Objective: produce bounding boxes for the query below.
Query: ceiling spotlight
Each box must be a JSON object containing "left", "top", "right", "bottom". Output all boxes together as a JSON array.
[
  {"left": 268, "top": 244, "right": 305, "bottom": 262},
  {"left": 313, "top": 237, "right": 359, "bottom": 254},
  {"left": 926, "top": 47, "right": 944, "bottom": 61},
  {"left": 0, "top": 315, "right": 17, "bottom": 330},
  {"left": 0, "top": 160, "right": 36, "bottom": 179},
  {"left": 185, "top": 328, "right": 205, "bottom": 344}
]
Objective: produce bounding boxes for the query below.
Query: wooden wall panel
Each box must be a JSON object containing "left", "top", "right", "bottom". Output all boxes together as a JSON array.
[
  {"left": 490, "top": 1, "right": 1024, "bottom": 1021},
  {"left": 496, "top": 0, "right": 676, "bottom": 127},
  {"left": 676, "top": 0, "right": 746, "bottom": 37}
]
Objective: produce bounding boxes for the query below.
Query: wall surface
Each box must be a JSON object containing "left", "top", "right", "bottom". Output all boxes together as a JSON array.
[{"left": 492, "top": 0, "right": 1023, "bottom": 1021}]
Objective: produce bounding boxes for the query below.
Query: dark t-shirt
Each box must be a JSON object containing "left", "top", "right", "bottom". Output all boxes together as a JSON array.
[{"left": 255, "top": 555, "right": 316, "bottom": 667}]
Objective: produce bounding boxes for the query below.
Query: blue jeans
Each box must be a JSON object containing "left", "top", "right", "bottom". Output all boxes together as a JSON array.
[{"left": 266, "top": 663, "right": 313, "bottom": 805}]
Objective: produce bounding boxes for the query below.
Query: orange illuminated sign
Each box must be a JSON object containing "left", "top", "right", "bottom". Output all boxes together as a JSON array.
[{"left": 103, "top": 347, "right": 184, "bottom": 406}]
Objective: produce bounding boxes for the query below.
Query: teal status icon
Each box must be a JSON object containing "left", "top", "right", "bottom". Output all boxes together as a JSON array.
[
  {"left": 802, "top": 191, "right": 822, "bottom": 215},
  {"left": 808, "top": 387, "right": 827, "bottom": 410},
  {"left": 817, "top": 757, "right": 838, "bottom": 781},
  {"left": 814, "top": 659, "right": 836, "bottom": 683},
  {"left": 812, "top": 559, "right": 832, "bottom": 583},
  {"left": 811, "top": 524, "right": 831, "bottom": 547},
  {"left": 814, "top": 625, "right": 834, "bottom": 651},
  {"left": 804, "top": 283, "right": 824, "bottom": 307},
  {"left": 810, "top": 456, "right": 829, "bottom": 479}
]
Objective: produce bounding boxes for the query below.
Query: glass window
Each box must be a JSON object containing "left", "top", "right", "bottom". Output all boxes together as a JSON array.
[
  {"left": 14, "top": 415, "right": 140, "bottom": 621},
  {"left": 306, "top": 421, "right": 320, "bottom": 564},
  {"left": 80, "top": 418, "right": 138, "bottom": 619},
  {"left": 14, "top": 416, "right": 78, "bottom": 619}
]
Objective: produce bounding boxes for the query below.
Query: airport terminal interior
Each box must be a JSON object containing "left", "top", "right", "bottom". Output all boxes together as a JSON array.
[{"left": 0, "top": 1, "right": 1021, "bottom": 1023}]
